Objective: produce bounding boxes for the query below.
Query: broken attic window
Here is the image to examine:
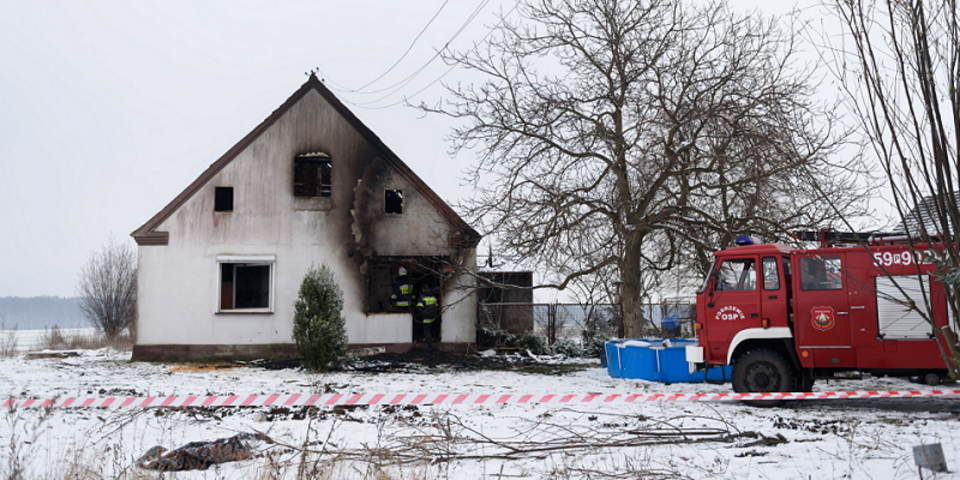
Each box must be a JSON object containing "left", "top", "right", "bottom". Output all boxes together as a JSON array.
[
  {"left": 215, "top": 187, "right": 233, "bottom": 212},
  {"left": 385, "top": 190, "right": 403, "bottom": 214},
  {"left": 294, "top": 153, "right": 331, "bottom": 198}
]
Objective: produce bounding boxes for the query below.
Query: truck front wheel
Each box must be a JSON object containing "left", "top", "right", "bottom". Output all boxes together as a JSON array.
[{"left": 732, "top": 349, "right": 794, "bottom": 406}]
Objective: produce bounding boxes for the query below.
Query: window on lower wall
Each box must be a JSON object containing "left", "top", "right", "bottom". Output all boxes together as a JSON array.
[
  {"left": 366, "top": 258, "right": 444, "bottom": 313},
  {"left": 218, "top": 255, "right": 275, "bottom": 313},
  {"left": 367, "top": 264, "right": 395, "bottom": 313}
]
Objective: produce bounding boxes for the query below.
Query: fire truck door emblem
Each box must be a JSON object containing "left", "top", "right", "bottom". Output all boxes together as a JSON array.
[
  {"left": 715, "top": 305, "right": 746, "bottom": 321},
  {"left": 811, "top": 306, "right": 835, "bottom": 332}
]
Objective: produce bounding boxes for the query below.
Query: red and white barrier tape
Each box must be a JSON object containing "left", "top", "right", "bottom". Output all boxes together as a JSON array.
[{"left": 5, "top": 390, "right": 960, "bottom": 409}]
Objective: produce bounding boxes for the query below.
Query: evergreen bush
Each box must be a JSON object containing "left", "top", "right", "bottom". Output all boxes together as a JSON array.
[
  {"left": 476, "top": 323, "right": 517, "bottom": 350},
  {"left": 550, "top": 338, "right": 583, "bottom": 357},
  {"left": 517, "top": 331, "right": 549, "bottom": 356},
  {"left": 292, "top": 264, "right": 348, "bottom": 371},
  {"left": 582, "top": 330, "right": 609, "bottom": 359},
  {"left": 581, "top": 315, "right": 612, "bottom": 359}
]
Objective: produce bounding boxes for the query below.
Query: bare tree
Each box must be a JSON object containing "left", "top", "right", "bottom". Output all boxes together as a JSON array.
[
  {"left": 427, "top": 0, "right": 865, "bottom": 336},
  {"left": 76, "top": 237, "right": 137, "bottom": 339},
  {"left": 825, "top": 0, "right": 960, "bottom": 375}
]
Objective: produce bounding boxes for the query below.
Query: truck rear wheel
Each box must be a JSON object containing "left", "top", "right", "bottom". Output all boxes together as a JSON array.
[
  {"left": 732, "top": 349, "right": 794, "bottom": 407},
  {"left": 796, "top": 369, "right": 815, "bottom": 392}
]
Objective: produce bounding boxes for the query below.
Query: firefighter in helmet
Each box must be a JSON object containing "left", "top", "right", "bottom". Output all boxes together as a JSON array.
[
  {"left": 390, "top": 266, "right": 413, "bottom": 312},
  {"left": 416, "top": 288, "right": 440, "bottom": 350}
]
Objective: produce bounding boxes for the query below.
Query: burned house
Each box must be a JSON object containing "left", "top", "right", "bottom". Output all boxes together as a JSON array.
[{"left": 131, "top": 75, "right": 480, "bottom": 360}]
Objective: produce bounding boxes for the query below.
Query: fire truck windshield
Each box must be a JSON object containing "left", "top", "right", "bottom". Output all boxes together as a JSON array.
[{"left": 696, "top": 257, "right": 716, "bottom": 294}]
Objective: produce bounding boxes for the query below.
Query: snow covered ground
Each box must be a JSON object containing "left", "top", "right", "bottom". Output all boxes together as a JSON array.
[{"left": 2, "top": 341, "right": 960, "bottom": 479}]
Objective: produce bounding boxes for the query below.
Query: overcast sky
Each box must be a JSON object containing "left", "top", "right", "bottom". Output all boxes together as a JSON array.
[{"left": 1, "top": 0, "right": 815, "bottom": 298}]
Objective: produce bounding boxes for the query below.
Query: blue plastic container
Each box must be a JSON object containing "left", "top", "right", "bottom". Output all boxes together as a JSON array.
[
  {"left": 604, "top": 341, "right": 621, "bottom": 378},
  {"left": 604, "top": 339, "right": 732, "bottom": 383}
]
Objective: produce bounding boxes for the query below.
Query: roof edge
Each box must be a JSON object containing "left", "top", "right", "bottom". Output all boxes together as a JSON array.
[{"left": 131, "top": 77, "right": 318, "bottom": 239}]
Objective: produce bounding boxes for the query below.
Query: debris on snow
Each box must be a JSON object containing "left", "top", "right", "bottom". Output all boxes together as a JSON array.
[{"left": 136, "top": 432, "right": 272, "bottom": 471}]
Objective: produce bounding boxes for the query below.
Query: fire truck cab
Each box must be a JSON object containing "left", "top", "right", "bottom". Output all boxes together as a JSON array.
[{"left": 687, "top": 237, "right": 952, "bottom": 394}]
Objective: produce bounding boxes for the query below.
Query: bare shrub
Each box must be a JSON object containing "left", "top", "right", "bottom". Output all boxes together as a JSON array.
[
  {"left": 76, "top": 236, "right": 137, "bottom": 340},
  {"left": 0, "top": 318, "right": 18, "bottom": 358},
  {"left": 2, "top": 407, "right": 53, "bottom": 480},
  {"left": 36, "top": 326, "right": 134, "bottom": 352},
  {"left": 3, "top": 408, "right": 165, "bottom": 480},
  {"left": 38, "top": 325, "right": 66, "bottom": 350}
]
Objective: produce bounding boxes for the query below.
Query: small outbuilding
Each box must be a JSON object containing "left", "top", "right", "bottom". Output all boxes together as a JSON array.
[
  {"left": 478, "top": 271, "right": 534, "bottom": 334},
  {"left": 131, "top": 75, "right": 480, "bottom": 360}
]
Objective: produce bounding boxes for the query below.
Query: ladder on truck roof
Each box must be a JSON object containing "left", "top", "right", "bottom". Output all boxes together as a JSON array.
[{"left": 793, "top": 230, "right": 914, "bottom": 248}]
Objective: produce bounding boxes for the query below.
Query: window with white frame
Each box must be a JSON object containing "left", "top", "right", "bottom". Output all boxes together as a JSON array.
[{"left": 217, "top": 255, "right": 275, "bottom": 312}]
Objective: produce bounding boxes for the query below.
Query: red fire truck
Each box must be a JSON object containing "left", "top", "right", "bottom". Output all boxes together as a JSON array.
[{"left": 685, "top": 232, "right": 954, "bottom": 395}]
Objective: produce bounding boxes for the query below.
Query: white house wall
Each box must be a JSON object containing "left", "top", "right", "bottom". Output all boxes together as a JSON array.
[
  {"left": 441, "top": 248, "right": 479, "bottom": 343},
  {"left": 135, "top": 88, "right": 476, "bottom": 355}
]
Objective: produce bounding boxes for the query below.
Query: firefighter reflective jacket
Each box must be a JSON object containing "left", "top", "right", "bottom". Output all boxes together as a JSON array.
[
  {"left": 418, "top": 295, "right": 439, "bottom": 323},
  {"left": 391, "top": 274, "right": 413, "bottom": 307}
]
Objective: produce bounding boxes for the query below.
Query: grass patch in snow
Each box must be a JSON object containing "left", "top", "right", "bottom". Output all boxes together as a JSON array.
[
  {"left": 0, "top": 319, "right": 18, "bottom": 358},
  {"left": 167, "top": 363, "right": 241, "bottom": 374},
  {"left": 510, "top": 362, "right": 597, "bottom": 375}
]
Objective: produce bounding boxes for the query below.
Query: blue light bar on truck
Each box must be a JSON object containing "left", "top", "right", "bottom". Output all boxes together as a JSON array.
[{"left": 735, "top": 236, "right": 759, "bottom": 246}]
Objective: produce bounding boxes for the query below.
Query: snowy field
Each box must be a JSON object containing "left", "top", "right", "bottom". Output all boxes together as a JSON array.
[{"left": 2, "top": 341, "right": 960, "bottom": 479}]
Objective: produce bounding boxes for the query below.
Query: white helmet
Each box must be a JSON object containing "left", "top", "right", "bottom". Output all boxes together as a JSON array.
[{"left": 398, "top": 266, "right": 408, "bottom": 276}]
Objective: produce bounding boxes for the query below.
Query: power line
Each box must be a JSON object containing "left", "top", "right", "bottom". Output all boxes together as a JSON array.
[
  {"left": 346, "top": 0, "right": 491, "bottom": 101},
  {"left": 316, "top": 0, "right": 484, "bottom": 97},
  {"left": 349, "top": 0, "right": 452, "bottom": 93},
  {"left": 314, "top": 0, "right": 517, "bottom": 109},
  {"left": 351, "top": 2, "right": 519, "bottom": 110},
  {"left": 354, "top": 63, "right": 458, "bottom": 109}
]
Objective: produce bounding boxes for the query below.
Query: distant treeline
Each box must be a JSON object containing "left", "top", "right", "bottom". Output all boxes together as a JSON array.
[{"left": 0, "top": 296, "right": 86, "bottom": 330}]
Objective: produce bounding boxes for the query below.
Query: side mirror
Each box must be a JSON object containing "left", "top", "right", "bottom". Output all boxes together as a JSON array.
[{"left": 707, "top": 271, "right": 717, "bottom": 308}]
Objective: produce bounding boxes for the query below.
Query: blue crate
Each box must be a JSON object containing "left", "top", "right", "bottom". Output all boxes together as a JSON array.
[{"left": 604, "top": 339, "right": 732, "bottom": 383}]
